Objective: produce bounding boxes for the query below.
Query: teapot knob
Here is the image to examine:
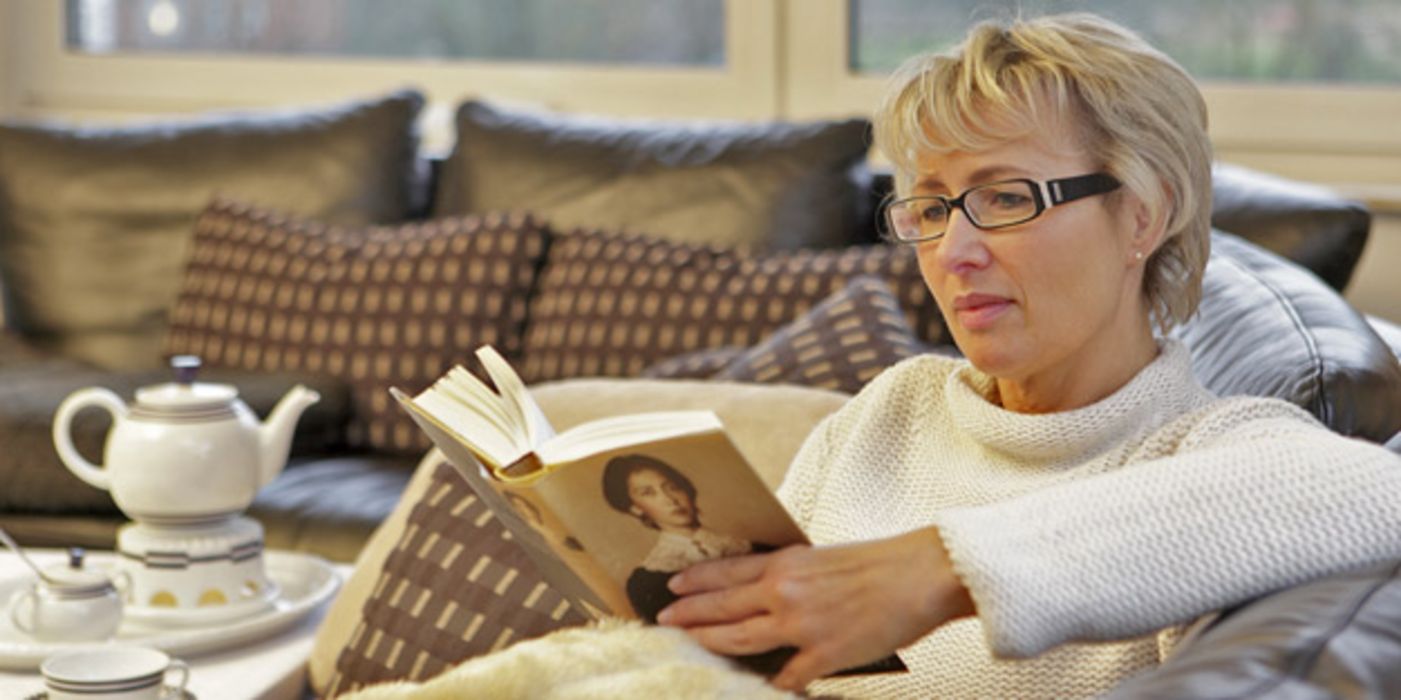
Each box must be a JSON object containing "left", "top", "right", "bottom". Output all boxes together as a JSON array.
[{"left": 171, "top": 355, "right": 202, "bottom": 385}]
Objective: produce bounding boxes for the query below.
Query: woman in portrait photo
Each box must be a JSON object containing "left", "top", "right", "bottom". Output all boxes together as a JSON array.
[{"left": 601, "top": 453, "right": 758, "bottom": 623}]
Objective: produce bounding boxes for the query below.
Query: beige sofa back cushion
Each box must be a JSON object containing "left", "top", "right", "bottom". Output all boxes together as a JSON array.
[
  {"left": 433, "top": 99, "right": 871, "bottom": 251},
  {"left": 0, "top": 90, "right": 424, "bottom": 370},
  {"left": 308, "top": 378, "right": 848, "bottom": 695}
]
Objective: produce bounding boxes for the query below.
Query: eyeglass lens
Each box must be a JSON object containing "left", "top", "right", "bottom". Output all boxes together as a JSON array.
[{"left": 887, "top": 180, "right": 1040, "bottom": 241}]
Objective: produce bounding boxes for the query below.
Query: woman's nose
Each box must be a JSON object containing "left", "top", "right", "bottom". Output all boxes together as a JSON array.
[{"left": 932, "top": 209, "right": 991, "bottom": 273}]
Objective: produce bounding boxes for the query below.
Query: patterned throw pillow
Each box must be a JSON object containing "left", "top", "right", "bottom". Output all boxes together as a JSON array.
[
  {"left": 713, "top": 276, "right": 929, "bottom": 394},
  {"left": 165, "top": 199, "right": 550, "bottom": 454},
  {"left": 641, "top": 346, "right": 748, "bottom": 380},
  {"left": 325, "top": 461, "right": 585, "bottom": 696},
  {"left": 519, "top": 229, "right": 944, "bottom": 384}
]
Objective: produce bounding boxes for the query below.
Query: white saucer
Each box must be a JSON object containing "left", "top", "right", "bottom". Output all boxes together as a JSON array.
[
  {"left": 25, "top": 686, "right": 194, "bottom": 700},
  {"left": 0, "top": 551, "right": 340, "bottom": 671}
]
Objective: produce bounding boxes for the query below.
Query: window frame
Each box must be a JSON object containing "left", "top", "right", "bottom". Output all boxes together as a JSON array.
[
  {"left": 781, "top": 0, "right": 1401, "bottom": 205},
  {"left": 9, "top": 1, "right": 781, "bottom": 153}
]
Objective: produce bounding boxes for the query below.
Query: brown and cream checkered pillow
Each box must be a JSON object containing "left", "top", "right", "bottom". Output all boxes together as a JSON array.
[
  {"left": 325, "top": 460, "right": 585, "bottom": 696},
  {"left": 519, "top": 229, "right": 944, "bottom": 384},
  {"left": 713, "top": 276, "right": 928, "bottom": 394},
  {"left": 641, "top": 346, "right": 748, "bottom": 380},
  {"left": 165, "top": 199, "right": 550, "bottom": 454}
]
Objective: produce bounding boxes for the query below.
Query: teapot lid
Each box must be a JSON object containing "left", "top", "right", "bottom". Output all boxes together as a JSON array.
[{"left": 134, "top": 356, "right": 237, "bottom": 412}]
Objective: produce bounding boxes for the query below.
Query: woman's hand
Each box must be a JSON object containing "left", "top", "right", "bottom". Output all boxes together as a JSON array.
[{"left": 656, "top": 526, "right": 975, "bottom": 691}]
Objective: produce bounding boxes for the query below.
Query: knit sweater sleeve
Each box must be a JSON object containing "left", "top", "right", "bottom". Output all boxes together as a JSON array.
[{"left": 932, "top": 398, "right": 1401, "bottom": 659}]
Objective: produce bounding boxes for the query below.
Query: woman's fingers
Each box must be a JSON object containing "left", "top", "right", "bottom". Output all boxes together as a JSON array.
[
  {"left": 667, "top": 547, "right": 797, "bottom": 595},
  {"left": 685, "top": 615, "right": 788, "bottom": 656},
  {"left": 656, "top": 577, "right": 769, "bottom": 626}
]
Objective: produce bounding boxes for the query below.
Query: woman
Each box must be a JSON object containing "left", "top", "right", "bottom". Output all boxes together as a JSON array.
[
  {"left": 657, "top": 13, "right": 1401, "bottom": 698},
  {"left": 601, "top": 454, "right": 756, "bottom": 623}
]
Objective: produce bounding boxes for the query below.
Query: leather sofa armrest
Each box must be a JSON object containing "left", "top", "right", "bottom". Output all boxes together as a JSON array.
[{"left": 1105, "top": 562, "right": 1401, "bottom": 699}]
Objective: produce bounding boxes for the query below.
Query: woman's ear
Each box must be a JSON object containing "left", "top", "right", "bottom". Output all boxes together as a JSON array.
[
  {"left": 630, "top": 506, "right": 644, "bottom": 518},
  {"left": 1124, "top": 184, "right": 1171, "bottom": 263}
]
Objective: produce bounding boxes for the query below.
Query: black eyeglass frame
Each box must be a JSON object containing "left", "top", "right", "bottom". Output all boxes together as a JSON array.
[{"left": 882, "top": 172, "right": 1122, "bottom": 243}]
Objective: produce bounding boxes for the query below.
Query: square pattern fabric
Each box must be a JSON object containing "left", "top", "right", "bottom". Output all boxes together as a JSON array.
[
  {"left": 326, "top": 461, "right": 585, "bottom": 696},
  {"left": 519, "top": 228, "right": 944, "bottom": 384},
  {"left": 165, "top": 199, "right": 550, "bottom": 454},
  {"left": 712, "top": 276, "right": 929, "bottom": 394}
]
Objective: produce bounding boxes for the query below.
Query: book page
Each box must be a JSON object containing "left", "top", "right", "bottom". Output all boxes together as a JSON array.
[
  {"left": 535, "top": 411, "right": 723, "bottom": 468},
  {"left": 530, "top": 429, "right": 809, "bottom": 623}
]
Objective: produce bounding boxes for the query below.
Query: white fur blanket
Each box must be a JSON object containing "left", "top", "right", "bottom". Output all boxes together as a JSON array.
[{"left": 340, "top": 619, "right": 799, "bottom": 699}]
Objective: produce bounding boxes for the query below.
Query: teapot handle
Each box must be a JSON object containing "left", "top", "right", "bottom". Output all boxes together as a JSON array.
[{"left": 52, "top": 388, "right": 127, "bottom": 492}]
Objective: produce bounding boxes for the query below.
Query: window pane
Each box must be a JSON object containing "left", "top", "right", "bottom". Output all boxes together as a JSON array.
[
  {"left": 66, "top": 0, "right": 725, "bottom": 66},
  {"left": 851, "top": 0, "right": 1401, "bottom": 85}
]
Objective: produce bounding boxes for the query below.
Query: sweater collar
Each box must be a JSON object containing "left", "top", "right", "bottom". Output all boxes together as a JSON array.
[{"left": 944, "top": 340, "right": 1206, "bottom": 462}]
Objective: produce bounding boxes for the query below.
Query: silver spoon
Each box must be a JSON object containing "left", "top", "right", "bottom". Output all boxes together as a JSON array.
[{"left": 0, "top": 527, "right": 60, "bottom": 584}]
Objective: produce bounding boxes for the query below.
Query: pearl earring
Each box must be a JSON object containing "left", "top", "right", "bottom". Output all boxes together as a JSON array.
[{"left": 1135, "top": 251, "right": 1144, "bottom": 261}]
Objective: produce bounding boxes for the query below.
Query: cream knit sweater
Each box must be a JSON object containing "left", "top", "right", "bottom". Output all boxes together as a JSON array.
[{"left": 779, "top": 341, "right": 1401, "bottom": 699}]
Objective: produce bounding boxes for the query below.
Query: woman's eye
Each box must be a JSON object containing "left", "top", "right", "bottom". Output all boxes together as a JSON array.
[
  {"left": 920, "top": 204, "right": 949, "bottom": 222},
  {"left": 991, "top": 192, "right": 1031, "bottom": 209}
]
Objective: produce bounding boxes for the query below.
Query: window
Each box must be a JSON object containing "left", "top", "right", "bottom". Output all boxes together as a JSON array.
[
  {"left": 850, "top": 0, "right": 1401, "bottom": 85},
  {"left": 66, "top": 0, "right": 725, "bottom": 66}
]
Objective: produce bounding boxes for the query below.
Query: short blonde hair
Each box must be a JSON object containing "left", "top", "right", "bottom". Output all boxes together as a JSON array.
[{"left": 873, "top": 13, "right": 1212, "bottom": 332}]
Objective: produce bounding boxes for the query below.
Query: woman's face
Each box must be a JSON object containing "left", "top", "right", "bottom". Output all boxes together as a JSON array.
[
  {"left": 626, "top": 468, "right": 696, "bottom": 532},
  {"left": 911, "top": 118, "right": 1153, "bottom": 402}
]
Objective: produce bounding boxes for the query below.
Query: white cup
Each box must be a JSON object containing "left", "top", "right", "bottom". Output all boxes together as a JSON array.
[{"left": 41, "top": 647, "right": 189, "bottom": 700}]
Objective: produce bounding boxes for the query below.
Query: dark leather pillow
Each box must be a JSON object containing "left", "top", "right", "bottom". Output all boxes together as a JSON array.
[
  {"left": 434, "top": 99, "right": 871, "bottom": 251},
  {"left": 0, "top": 90, "right": 425, "bottom": 371},
  {"left": 1172, "top": 231, "right": 1401, "bottom": 442},
  {"left": 1210, "top": 163, "right": 1371, "bottom": 292}
]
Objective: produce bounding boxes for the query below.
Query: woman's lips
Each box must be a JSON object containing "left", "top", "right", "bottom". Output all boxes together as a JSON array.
[{"left": 953, "top": 294, "right": 1013, "bottom": 330}]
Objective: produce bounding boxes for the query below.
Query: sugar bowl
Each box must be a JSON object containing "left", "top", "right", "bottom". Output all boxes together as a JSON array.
[{"left": 8, "top": 548, "right": 123, "bottom": 643}]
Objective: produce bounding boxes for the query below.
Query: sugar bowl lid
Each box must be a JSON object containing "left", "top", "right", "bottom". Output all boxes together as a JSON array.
[
  {"left": 134, "top": 356, "right": 237, "bottom": 412},
  {"left": 41, "top": 548, "right": 117, "bottom": 597}
]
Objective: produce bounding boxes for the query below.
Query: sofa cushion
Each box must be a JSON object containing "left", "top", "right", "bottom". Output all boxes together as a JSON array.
[
  {"left": 1172, "top": 231, "right": 1401, "bottom": 442},
  {"left": 1104, "top": 561, "right": 1401, "bottom": 699},
  {"left": 712, "top": 276, "right": 929, "bottom": 394},
  {"left": 165, "top": 200, "right": 550, "bottom": 454},
  {"left": 0, "top": 90, "right": 424, "bottom": 370},
  {"left": 1210, "top": 163, "right": 1371, "bottom": 291},
  {"left": 324, "top": 459, "right": 587, "bottom": 696},
  {"left": 308, "top": 379, "right": 848, "bottom": 695},
  {"left": 647, "top": 276, "right": 931, "bottom": 395},
  {"left": 433, "top": 99, "right": 871, "bottom": 251},
  {"left": 518, "top": 228, "right": 944, "bottom": 384},
  {"left": 642, "top": 346, "right": 747, "bottom": 381}
]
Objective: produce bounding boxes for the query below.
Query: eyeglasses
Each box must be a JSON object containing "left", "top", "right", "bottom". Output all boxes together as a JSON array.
[{"left": 882, "top": 172, "right": 1121, "bottom": 243}]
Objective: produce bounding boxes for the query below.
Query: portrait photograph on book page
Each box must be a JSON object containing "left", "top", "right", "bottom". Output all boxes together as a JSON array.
[{"left": 531, "top": 430, "right": 808, "bottom": 623}]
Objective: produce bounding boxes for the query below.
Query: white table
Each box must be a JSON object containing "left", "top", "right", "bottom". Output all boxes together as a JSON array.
[{"left": 0, "top": 552, "right": 347, "bottom": 700}]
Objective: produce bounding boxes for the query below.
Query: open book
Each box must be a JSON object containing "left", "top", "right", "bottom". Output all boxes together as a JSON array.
[{"left": 392, "top": 346, "right": 905, "bottom": 678}]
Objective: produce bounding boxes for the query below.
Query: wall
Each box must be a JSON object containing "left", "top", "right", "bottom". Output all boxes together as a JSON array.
[{"left": 0, "top": 1, "right": 13, "bottom": 118}]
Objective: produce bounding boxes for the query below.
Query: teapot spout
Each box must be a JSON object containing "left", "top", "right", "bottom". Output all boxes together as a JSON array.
[{"left": 259, "top": 385, "right": 320, "bottom": 489}]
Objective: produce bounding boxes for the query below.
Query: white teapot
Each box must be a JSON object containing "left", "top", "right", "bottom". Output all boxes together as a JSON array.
[{"left": 52, "top": 356, "right": 319, "bottom": 524}]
